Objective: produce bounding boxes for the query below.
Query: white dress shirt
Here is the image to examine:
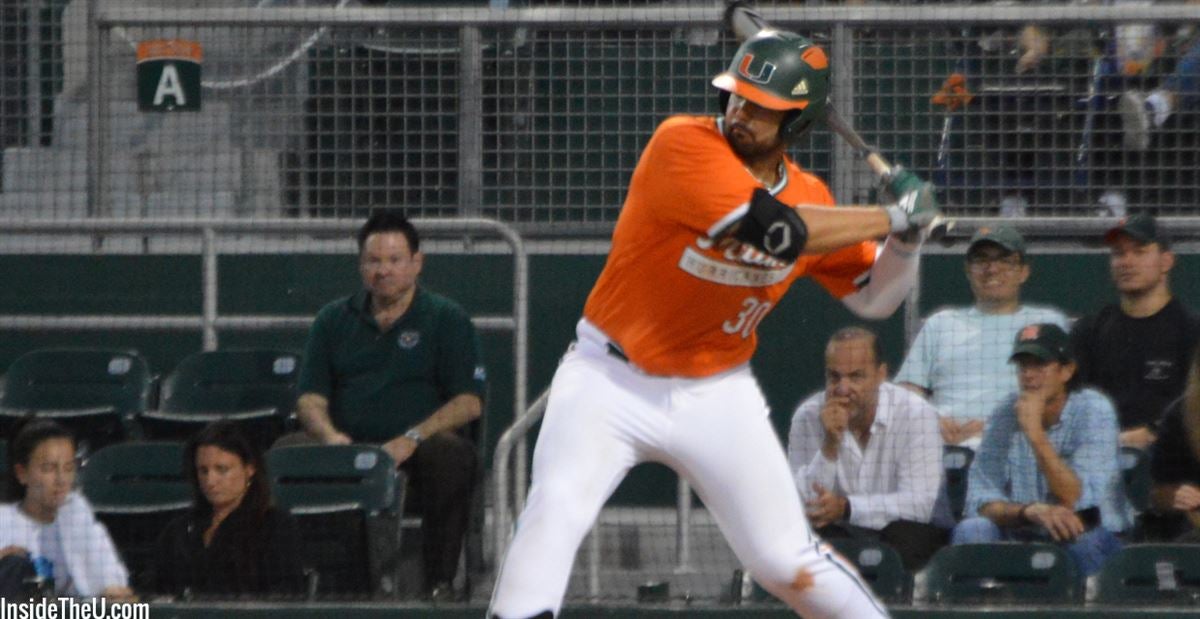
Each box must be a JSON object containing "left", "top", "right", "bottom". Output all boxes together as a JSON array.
[{"left": 788, "top": 382, "right": 944, "bottom": 530}]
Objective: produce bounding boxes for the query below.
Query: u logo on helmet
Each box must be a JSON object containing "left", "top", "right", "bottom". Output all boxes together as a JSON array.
[{"left": 738, "top": 54, "right": 777, "bottom": 84}]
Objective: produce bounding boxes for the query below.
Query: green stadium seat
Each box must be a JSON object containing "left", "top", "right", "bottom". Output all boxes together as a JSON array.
[
  {"left": 0, "top": 348, "right": 152, "bottom": 453},
  {"left": 943, "top": 445, "right": 974, "bottom": 521},
  {"left": 925, "top": 543, "right": 1081, "bottom": 604},
  {"left": 827, "top": 538, "right": 910, "bottom": 603},
  {"left": 141, "top": 349, "right": 300, "bottom": 451},
  {"left": 1119, "top": 446, "right": 1151, "bottom": 513},
  {"left": 1097, "top": 544, "right": 1200, "bottom": 604},
  {"left": 78, "top": 441, "right": 191, "bottom": 581},
  {"left": 266, "top": 445, "right": 400, "bottom": 597}
]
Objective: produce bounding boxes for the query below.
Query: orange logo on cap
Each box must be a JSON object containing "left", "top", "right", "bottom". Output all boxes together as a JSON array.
[{"left": 1019, "top": 325, "right": 1040, "bottom": 341}]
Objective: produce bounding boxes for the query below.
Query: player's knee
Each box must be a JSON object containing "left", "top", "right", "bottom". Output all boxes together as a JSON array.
[
  {"left": 744, "top": 544, "right": 806, "bottom": 588},
  {"left": 523, "top": 482, "right": 599, "bottom": 541}
]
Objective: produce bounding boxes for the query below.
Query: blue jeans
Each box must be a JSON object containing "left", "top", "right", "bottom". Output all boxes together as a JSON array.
[{"left": 951, "top": 517, "right": 1122, "bottom": 576}]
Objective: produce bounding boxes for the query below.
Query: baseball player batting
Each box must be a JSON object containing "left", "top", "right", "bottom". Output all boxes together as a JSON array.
[{"left": 489, "top": 29, "right": 941, "bottom": 619}]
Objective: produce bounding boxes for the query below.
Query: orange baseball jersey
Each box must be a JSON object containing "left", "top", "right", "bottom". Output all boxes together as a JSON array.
[{"left": 584, "top": 116, "right": 878, "bottom": 377}]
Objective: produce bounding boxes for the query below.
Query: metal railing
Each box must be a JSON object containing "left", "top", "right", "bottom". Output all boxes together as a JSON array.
[
  {"left": 0, "top": 217, "right": 530, "bottom": 480},
  {"left": 489, "top": 214, "right": 1200, "bottom": 596}
]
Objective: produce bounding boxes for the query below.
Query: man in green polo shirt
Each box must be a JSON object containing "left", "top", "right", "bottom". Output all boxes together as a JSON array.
[{"left": 296, "top": 210, "right": 487, "bottom": 601}]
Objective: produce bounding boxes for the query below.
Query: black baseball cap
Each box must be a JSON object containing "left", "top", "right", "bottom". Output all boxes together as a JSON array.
[
  {"left": 1105, "top": 213, "right": 1168, "bottom": 248},
  {"left": 968, "top": 226, "right": 1026, "bottom": 256},
  {"left": 1010, "top": 323, "right": 1072, "bottom": 363}
]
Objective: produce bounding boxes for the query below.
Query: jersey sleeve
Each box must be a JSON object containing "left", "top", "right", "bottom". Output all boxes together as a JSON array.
[
  {"left": 435, "top": 302, "right": 488, "bottom": 401},
  {"left": 808, "top": 240, "right": 878, "bottom": 299},
  {"left": 633, "top": 118, "right": 761, "bottom": 236}
]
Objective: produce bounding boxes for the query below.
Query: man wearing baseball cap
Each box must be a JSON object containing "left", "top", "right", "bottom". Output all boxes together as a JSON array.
[
  {"left": 1070, "top": 213, "right": 1200, "bottom": 450},
  {"left": 953, "top": 323, "right": 1127, "bottom": 576},
  {"left": 897, "top": 225, "right": 1068, "bottom": 449}
]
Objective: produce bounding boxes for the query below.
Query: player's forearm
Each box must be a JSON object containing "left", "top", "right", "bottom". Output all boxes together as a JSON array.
[
  {"left": 1027, "top": 433, "right": 1082, "bottom": 507},
  {"left": 296, "top": 393, "right": 340, "bottom": 440},
  {"left": 409, "top": 393, "right": 482, "bottom": 438},
  {"left": 840, "top": 235, "right": 919, "bottom": 319},
  {"left": 793, "top": 205, "right": 891, "bottom": 254}
]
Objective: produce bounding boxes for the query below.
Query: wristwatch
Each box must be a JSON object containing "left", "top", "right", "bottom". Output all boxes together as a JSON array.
[{"left": 403, "top": 428, "right": 424, "bottom": 446}]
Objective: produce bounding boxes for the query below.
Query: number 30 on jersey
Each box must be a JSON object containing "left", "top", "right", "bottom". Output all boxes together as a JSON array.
[{"left": 722, "top": 297, "right": 773, "bottom": 339}]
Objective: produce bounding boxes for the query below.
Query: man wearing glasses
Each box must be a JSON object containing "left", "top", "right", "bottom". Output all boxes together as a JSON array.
[{"left": 896, "top": 227, "right": 1068, "bottom": 448}]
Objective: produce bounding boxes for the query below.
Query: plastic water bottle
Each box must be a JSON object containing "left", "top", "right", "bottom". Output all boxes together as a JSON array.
[{"left": 31, "top": 556, "right": 55, "bottom": 599}]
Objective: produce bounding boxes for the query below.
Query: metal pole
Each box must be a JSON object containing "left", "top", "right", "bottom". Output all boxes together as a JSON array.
[
  {"left": 492, "top": 389, "right": 549, "bottom": 567},
  {"left": 26, "top": 0, "right": 43, "bottom": 147},
  {"left": 201, "top": 227, "right": 218, "bottom": 350},
  {"left": 86, "top": 0, "right": 102, "bottom": 219},
  {"left": 458, "top": 26, "right": 483, "bottom": 217},
  {"left": 588, "top": 525, "right": 601, "bottom": 600},
  {"left": 830, "top": 23, "right": 858, "bottom": 203},
  {"left": 675, "top": 477, "right": 693, "bottom": 573}
]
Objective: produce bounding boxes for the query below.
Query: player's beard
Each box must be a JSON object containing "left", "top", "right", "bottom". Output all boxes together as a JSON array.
[{"left": 724, "top": 122, "right": 785, "bottom": 162}]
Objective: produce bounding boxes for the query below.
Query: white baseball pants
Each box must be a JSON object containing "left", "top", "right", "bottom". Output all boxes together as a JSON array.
[{"left": 489, "top": 320, "right": 888, "bottom": 619}]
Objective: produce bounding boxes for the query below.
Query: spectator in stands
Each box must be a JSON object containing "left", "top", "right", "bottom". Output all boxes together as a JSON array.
[
  {"left": 149, "top": 420, "right": 303, "bottom": 597},
  {"left": 788, "top": 326, "right": 948, "bottom": 570},
  {"left": 1071, "top": 214, "right": 1200, "bottom": 450},
  {"left": 0, "top": 418, "right": 133, "bottom": 599},
  {"left": 1147, "top": 344, "right": 1200, "bottom": 541},
  {"left": 295, "top": 210, "right": 487, "bottom": 601},
  {"left": 953, "top": 323, "right": 1127, "bottom": 576},
  {"left": 896, "top": 226, "right": 1068, "bottom": 449},
  {"left": 1120, "top": 26, "right": 1199, "bottom": 150}
]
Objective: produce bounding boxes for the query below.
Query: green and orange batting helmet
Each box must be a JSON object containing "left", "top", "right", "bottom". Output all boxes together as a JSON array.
[{"left": 711, "top": 29, "right": 831, "bottom": 141}]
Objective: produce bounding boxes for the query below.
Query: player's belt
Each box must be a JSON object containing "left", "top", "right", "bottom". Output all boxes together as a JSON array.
[{"left": 605, "top": 342, "right": 630, "bottom": 364}]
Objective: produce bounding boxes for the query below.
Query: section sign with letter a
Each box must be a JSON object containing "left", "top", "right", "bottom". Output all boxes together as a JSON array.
[{"left": 136, "top": 39, "right": 202, "bottom": 111}]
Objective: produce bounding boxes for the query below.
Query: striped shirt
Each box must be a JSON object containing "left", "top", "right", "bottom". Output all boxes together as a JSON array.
[{"left": 788, "top": 382, "right": 944, "bottom": 530}]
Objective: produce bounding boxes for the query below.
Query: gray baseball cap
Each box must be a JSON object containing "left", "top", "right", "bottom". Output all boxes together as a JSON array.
[{"left": 968, "top": 225, "right": 1026, "bottom": 256}]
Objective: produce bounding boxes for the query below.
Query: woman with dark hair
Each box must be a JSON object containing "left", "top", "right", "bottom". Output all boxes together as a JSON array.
[
  {"left": 1149, "top": 344, "right": 1200, "bottom": 541},
  {"left": 0, "top": 418, "right": 132, "bottom": 598},
  {"left": 147, "top": 420, "right": 303, "bottom": 597}
]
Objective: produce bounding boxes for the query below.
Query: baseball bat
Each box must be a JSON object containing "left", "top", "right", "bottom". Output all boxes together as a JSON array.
[{"left": 724, "top": 0, "right": 954, "bottom": 241}]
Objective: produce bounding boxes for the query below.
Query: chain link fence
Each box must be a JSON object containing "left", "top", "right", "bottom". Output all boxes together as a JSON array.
[{"left": 2, "top": 3, "right": 1197, "bottom": 231}]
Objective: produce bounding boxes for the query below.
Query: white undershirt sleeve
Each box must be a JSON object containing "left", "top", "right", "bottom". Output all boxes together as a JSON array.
[{"left": 840, "top": 234, "right": 920, "bottom": 319}]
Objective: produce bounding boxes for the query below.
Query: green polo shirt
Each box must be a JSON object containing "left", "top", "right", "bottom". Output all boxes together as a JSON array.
[{"left": 298, "top": 287, "right": 487, "bottom": 443}]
